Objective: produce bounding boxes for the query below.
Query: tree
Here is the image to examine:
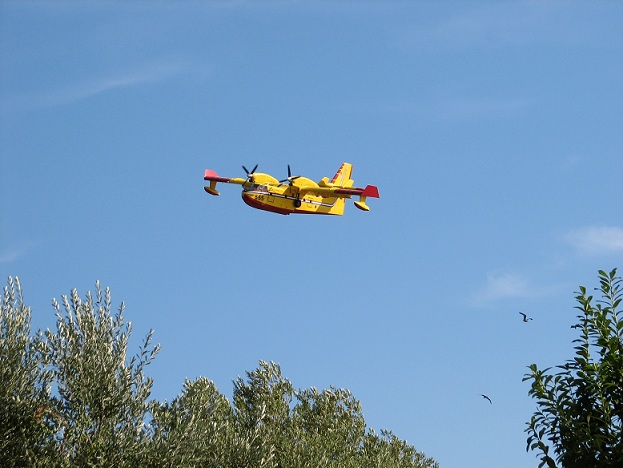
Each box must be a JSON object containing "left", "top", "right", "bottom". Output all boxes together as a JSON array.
[
  {"left": 148, "top": 377, "right": 232, "bottom": 467},
  {"left": 2, "top": 277, "right": 438, "bottom": 467},
  {"left": 230, "top": 360, "right": 295, "bottom": 467},
  {"left": 227, "top": 360, "right": 439, "bottom": 468},
  {"left": 44, "top": 282, "right": 160, "bottom": 466},
  {"left": 524, "top": 269, "right": 623, "bottom": 467},
  {"left": 287, "top": 385, "right": 366, "bottom": 466},
  {"left": 0, "top": 277, "right": 54, "bottom": 466}
]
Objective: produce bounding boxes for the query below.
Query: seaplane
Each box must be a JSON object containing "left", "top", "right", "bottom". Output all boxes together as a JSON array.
[{"left": 203, "top": 162, "right": 379, "bottom": 215}]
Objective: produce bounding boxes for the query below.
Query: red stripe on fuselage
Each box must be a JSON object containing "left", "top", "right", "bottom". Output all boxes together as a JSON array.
[
  {"left": 241, "top": 194, "right": 339, "bottom": 215},
  {"left": 242, "top": 194, "right": 293, "bottom": 215}
]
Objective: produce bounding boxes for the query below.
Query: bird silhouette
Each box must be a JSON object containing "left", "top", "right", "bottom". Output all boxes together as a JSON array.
[
  {"left": 481, "top": 394, "right": 492, "bottom": 404},
  {"left": 519, "top": 312, "right": 533, "bottom": 322}
]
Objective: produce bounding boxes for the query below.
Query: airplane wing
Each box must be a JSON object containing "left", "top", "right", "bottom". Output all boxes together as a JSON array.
[
  {"left": 335, "top": 185, "right": 380, "bottom": 198},
  {"left": 299, "top": 184, "right": 380, "bottom": 211},
  {"left": 204, "top": 170, "right": 246, "bottom": 195},
  {"left": 204, "top": 170, "right": 246, "bottom": 184},
  {"left": 299, "top": 184, "right": 380, "bottom": 199}
]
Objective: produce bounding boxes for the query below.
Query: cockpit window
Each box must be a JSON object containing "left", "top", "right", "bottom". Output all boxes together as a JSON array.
[{"left": 244, "top": 184, "right": 268, "bottom": 193}]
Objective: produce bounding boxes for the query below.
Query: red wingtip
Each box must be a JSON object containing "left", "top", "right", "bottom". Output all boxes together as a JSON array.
[{"left": 204, "top": 169, "right": 219, "bottom": 180}]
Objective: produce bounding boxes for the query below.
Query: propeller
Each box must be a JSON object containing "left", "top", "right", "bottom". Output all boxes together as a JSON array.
[
  {"left": 242, "top": 164, "right": 258, "bottom": 182},
  {"left": 279, "top": 165, "right": 301, "bottom": 186}
]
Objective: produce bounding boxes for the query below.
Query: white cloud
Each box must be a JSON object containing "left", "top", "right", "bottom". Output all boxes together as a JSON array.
[
  {"left": 565, "top": 226, "right": 623, "bottom": 256},
  {"left": 397, "top": 1, "right": 611, "bottom": 52},
  {"left": 430, "top": 96, "right": 528, "bottom": 121},
  {"left": 3, "top": 59, "right": 210, "bottom": 113},
  {"left": 0, "top": 250, "right": 21, "bottom": 265},
  {"left": 379, "top": 95, "right": 529, "bottom": 122},
  {"left": 473, "top": 272, "right": 531, "bottom": 303},
  {"left": 0, "top": 242, "right": 34, "bottom": 264},
  {"left": 470, "top": 271, "right": 559, "bottom": 308},
  {"left": 45, "top": 62, "right": 182, "bottom": 106}
]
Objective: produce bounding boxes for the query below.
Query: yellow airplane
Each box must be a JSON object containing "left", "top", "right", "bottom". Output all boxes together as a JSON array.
[{"left": 203, "top": 162, "right": 379, "bottom": 215}]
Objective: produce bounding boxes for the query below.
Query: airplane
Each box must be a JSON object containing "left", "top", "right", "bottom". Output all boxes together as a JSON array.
[{"left": 203, "top": 162, "right": 379, "bottom": 216}]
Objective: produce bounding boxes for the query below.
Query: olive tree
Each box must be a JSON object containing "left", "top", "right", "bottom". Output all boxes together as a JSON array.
[
  {"left": 0, "top": 277, "right": 54, "bottom": 465},
  {"left": 230, "top": 360, "right": 295, "bottom": 467},
  {"left": 287, "top": 386, "right": 366, "bottom": 467},
  {"left": 45, "top": 282, "right": 160, "bottom": 466},
  {"left": 524, "top": 269, "right": 623, "bottom": 467},
  {"left": 148, "top": 377, "right": 232, "bottom": 467},
  {"left": 360, "top": 429, "right": 438, "bottom": 468},
  {"left": 229, "top": 360, "right": 439, "bottom": 468},
  {"left": 2, "top": 278, "right": 439, "bottom": 467}
]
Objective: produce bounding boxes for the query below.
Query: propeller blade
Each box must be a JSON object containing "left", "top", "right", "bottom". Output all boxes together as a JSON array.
[
  {"left": 242, "top": 164, "right": 258, "bottom": 180},
  {"left": 279, "top": 165, "right": 291, "bottom": 184},
  {"left": 279, "top": 165, "right": 301, "bottom": 185}
]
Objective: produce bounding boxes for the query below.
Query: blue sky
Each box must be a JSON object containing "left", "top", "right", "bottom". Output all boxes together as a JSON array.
[{"left": 1, "top": 1, "right": 622, "bottom": 466}]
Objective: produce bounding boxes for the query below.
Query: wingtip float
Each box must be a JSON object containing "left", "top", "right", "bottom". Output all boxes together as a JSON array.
[{"left": 203, "top": 162, "right": 379, "bottom": 216}]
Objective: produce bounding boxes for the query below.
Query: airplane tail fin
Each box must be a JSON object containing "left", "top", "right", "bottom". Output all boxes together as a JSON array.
[
  {"left": 317, "top": 162, "right": 379, "bottom": 214},
  {"left": 330, "top": 162, "right": 354, "bottom": 187},
  {"left": 327, "top": 162, "right": 379, "bottom": 212}
]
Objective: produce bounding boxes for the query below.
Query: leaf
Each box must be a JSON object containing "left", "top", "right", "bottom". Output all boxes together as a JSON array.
[{"left": 525, "top": 269, "right": 623, "bottom": 467}]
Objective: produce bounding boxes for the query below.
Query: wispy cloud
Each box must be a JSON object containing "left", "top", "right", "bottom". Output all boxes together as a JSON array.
[
  {"left": 565, "top": 226, "right": 623, "bottom": 256},
  {"left": 43, "top": 73, "right": 165, "bottom": 106},
  {"left": 48, "top": 62, "right": 183, "bottom": 105},
  {"left": 0, "top": 250, "right": 22, "bottom": 265},
  {"left": 3, "top": 59, "right": 210, "bottom": 113},
  {"left": 428, "top": 96, "right": 528, "bottom": 121},
  {"left": 397, "top": 2, "right": 612, "bottom": 52},
  {"left": 0, "top": 242, "right": 35, "bottom": 265},
  {"left": 470, "top": 271, "right": 557, "bottom": 308},
  {"left": 379, "top": 95, "right": 529, "bottom": 122},
  {"left": 473, "top": 272, "right": 531, "bottom": 304}
]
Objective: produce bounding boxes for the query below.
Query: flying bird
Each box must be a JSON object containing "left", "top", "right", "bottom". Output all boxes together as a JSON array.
[
  {"left": 481, "top": 394, "right": 492, "bottom": 404},
  {"left": 519, "top": 312, "right": 533, "bottom": 322}
]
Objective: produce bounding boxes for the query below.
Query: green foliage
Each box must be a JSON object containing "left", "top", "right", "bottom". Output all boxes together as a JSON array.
[
  {"left": 524, "top": 269, "right": 623, "bottom": 468},
  {"left": 44, "top": 282, "right": 160, "bottom": 466},
  {"left": 361, "top": 429, "right": 435, "bottom": 468},
  {"left": 149, "top": 377, "right": 232, "bottom": 467},
  {"left": 224, "top": 361, "right": 439, "bottom": 468},
  {"left": 230, "top": 361, "right": 295, "bottom": 467},
  {"left": 0, "top": 277, "right": 54, "bottom": 466},
  {"left": 1, "top": 278, "right": 438, "bottom": 467},
  {"left": 288, "top": 385, "right": 366, "bottom": 466}
]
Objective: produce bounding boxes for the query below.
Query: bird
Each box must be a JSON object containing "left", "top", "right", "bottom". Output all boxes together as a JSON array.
[
  {"left": 519, "top": 312, "right": 533, "bottom": 322},
  {"left": 481, "top": 394, "right": 492, "bottom": 404}
]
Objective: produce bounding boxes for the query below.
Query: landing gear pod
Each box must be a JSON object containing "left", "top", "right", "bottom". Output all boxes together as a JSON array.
[
  {"left": 354, "top": 200, "right": 370, "bottom": 211},
  {"left": 204, "top": 182, "right": 220, "bottom": 196}
]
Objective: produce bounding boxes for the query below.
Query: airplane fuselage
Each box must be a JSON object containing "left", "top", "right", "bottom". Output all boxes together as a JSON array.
[
  {"left": 241, "top": 177, "right": 345, "bottom": 215},
  {"left": 203, "top": 162, "right": 378, "bottom": 216}
]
